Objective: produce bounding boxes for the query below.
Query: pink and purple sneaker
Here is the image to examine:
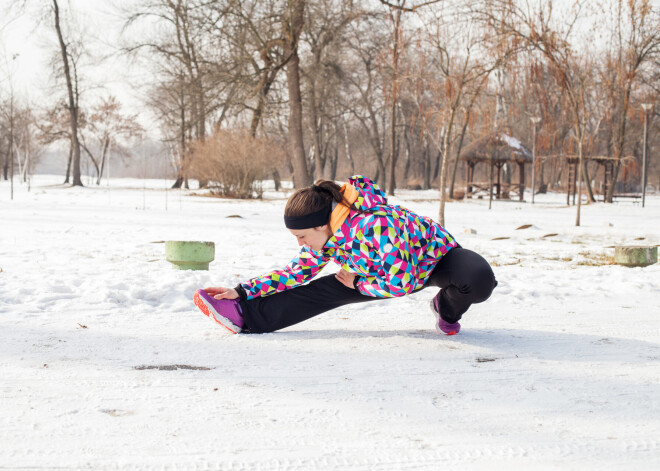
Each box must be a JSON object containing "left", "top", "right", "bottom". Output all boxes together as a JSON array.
[
  {"left": 430, "top": 296, "right": 460, "bottom": 335},
  {"left": 193, "top": 289, "right": 244, "bottom": 334}
]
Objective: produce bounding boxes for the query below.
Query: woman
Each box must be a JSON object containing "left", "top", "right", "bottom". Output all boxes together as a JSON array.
[{"left": 194, "top": 175, "right": 497, "bottom": 334}]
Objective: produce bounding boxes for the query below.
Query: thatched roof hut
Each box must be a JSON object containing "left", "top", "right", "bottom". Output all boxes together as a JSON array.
[
  {"left": 459, "top": 133, "right": 532, "bottom": 201},
  {"left": 459, "top": 133, "right": 532, "bottom": 163}
]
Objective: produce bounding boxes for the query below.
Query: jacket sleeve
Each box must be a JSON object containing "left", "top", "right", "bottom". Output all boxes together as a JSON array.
[
  {"left": 353, "top": 214, "right": 420, "bottom": 298},
  {"left": 237, "top": 247, "right": 331, "bottom": 300}
]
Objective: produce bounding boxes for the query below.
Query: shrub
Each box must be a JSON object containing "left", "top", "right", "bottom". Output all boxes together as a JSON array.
[{"left": 187, "top": 129, "right": 286, "bottom": 198}]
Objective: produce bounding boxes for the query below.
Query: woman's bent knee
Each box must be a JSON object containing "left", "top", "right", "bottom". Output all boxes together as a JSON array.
[{"left": 472, "top": 267, "right": 497, "bottom": 302}]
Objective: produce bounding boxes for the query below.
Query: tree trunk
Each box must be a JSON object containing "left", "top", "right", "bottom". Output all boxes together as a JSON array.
[
  {"left": 342, "top": 120, "right": 355, "bottom": 175},
  {"left": 403, "top": 128, "right": 411, "bottom": 182},
  {"left": 538, "top": 152, "right": 547, "bottom": 193},
  {"left": 309, "top": 66, "right": 326, "bottom": 180},
  {"left": 604, "top": 36, "right": 637, "bottom": 203},
  {"left": 53, "top": 0, "right": 82, "bottom": 187},
  {"left": 272, "top": 169, "right": 282, "bottom": 192},
  {"left": 2, "top": 149, "right": 7, "bottom": 180},
  {"left": 307, "top": 145, "right": 316, "bottom": 180},
  {"left": 581, "top": 158, "right": 596, "bottom": 202},
  {"left": 387, "top": 7, "right": 402, "bottom": 196},
  {"left": 433, "top": 127, "right": 444, "bottom": 180},
  {"left": 370, "top": 116, "right": 386, "bottom": 186},
  {"left": 21, "top": 131, "right": 31, "bottom": 183},
  {"left": 422, "top": 138, "right": 431, "bottom": 190},
  {"left": 438, "top": 106, "right": 459, "bottom": 224},
  {"left": 172, "top": 81, "right": 187, "bottom": 189},
  {"left": 329, "top": 143, "right": 339, "bottom": 181},
  {"left": 9, "top": 97, "right": 14, "bottom": 199},
  {"left": 81, "top": 144, "right": 100, "bottom": 180},
  {"left": 96, "top": 137, "right": 110, "bottom": 185},
  {"left": 64, "top": 143, "right": 73, "bottom": 184},
  {"left": 488, "top": 154, "right": 494, "bottom": 210},
  {"left": 581, "top": 147, "right": 596, "bottom": 203},
  {"left": 576, "top": 135, "right": 584, "bottom": 226},
  {"left": 249, "top": 64, "right": 278, "bottom": 137},
  {"left": 438, "top": 108, "right": 456, "bottom": 226},
  {"left": 311, "top": 112, "right": 324, "bottom": 180},
  {"left": 450, "top": 111, "right": 469, "bottom": 198},
  {"left": 284, "top": 0, "right": 310, "bottom": 188}
]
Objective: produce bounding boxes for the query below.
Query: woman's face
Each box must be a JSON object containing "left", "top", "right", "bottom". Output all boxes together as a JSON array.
[{"left": 289, "top": 225, "right": 332, "bottom": 252}]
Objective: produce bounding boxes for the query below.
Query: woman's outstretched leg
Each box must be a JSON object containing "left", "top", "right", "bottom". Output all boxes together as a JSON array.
[{"left": 239, "top": 274, "right": 383, "bottom": 333}]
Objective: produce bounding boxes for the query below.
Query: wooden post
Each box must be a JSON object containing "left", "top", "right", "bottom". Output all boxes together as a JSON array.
[
  {"left": 603, "top": 161, "right": 612, "bottom": 202},
  {"left": 572, "top": 160, "right": 578, "bottom": 206},
  {"left": 489, "top": 157, "right": 494, "bottom": 210},
  {"left": 519, "top": 161, "right": 525, "bottom": 202},
  {"left": 466, "top": 161, "right": 474, "bottom": 195},
  {"left": 566, "top": 158, "right": 571, "bottom": 206}
]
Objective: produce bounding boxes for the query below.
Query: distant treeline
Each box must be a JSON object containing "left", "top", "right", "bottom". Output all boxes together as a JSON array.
[{"left": 1, "top": 1, "right": 659, "bottom": 216}]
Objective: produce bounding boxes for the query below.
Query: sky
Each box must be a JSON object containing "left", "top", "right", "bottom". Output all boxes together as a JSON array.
[
  {"left": 2, "top": 0, "right": 660, "bottom": 138},
  {"left": 0, "top": 0, "right": 151, "bottom": 130}
]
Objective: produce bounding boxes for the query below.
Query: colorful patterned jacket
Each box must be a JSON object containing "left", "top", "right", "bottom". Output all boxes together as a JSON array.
[{"left": 236, "top": 175, "right": 457, "bottom": 300}]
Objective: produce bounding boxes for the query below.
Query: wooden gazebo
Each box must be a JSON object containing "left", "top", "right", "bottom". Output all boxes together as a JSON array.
[{"left": 459, "top": 133, "right": 533, "bottom": 201}]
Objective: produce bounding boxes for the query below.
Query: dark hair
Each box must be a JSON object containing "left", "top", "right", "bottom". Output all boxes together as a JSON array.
[{"left": 284, "top": 179, "right": 361, "bottom": 219}]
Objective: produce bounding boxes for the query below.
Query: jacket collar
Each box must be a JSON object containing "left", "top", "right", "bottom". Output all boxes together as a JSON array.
[{"left": 329, "top": 183, "right": 359, "bottom": 233}]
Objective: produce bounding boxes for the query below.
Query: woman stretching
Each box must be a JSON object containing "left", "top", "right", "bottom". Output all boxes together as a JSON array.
[{"left": 194, "top": 175, "right": 497, "bottom": 335}]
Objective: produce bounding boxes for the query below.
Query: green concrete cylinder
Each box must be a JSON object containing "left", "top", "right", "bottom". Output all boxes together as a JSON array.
[
  {"left": 166, "top": 241, "right": 215, "bottom": 270},
  {"left": 614, "top": 245, "right": 658, "bottom": 267}
]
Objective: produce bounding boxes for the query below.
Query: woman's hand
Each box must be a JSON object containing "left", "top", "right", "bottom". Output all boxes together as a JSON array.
[
  {"left": 335, "top": 269, "right": 357, "bottom": 289},
  {"left": 203, "top": 287, "right": 239, "bottom": 300}
]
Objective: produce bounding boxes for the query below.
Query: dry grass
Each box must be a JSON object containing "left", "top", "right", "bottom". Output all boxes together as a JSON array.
[
  {"left": 576, "top": 251, "right": 616, "bottom": 266},
  {"left": 489, "top": 253, "right": 617, "bottom": 267},
  {"left": 187, "top": 129, "right": 286, "bottom": 199},
  {"left": 490, "top": 258, "right": 521, "bottom": 267}
]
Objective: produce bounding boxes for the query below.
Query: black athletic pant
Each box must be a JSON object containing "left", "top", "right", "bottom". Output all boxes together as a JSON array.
[{"left": 239, "top": 247, "right": 497, "bottom": 333}]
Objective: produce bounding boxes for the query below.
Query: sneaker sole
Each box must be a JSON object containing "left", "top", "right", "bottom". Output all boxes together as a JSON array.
[
  {"left": 193, "top": 291, "right": 241, "bottom": 334},
  {"left": 429, "top": 299, "right": 457, "bottom": 336}
]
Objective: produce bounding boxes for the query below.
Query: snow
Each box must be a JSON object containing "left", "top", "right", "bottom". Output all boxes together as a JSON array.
[
  {"left": 499, "top": 134, "right": 529, "bottom": 156},
  {"left": 1, "top": 176, "right": 659, "bottom": 470}
]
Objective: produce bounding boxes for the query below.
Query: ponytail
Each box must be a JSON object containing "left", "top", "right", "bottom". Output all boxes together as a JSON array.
[{"left": 284, "top": 179, "right": 362, "bottom": 226}]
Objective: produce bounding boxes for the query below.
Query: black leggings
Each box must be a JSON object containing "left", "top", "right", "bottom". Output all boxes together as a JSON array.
[{"left": 239, "top": 247, "right": 497, "bottom": 333}]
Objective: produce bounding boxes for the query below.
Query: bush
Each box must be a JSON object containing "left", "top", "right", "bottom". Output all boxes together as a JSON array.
[{"left": 187, "top": 129, "right": 285, "bottom": 198}]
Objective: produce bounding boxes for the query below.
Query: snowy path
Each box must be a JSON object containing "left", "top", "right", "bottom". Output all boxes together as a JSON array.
[{"left": 1, "top": 177, "right": 659, "bottom": 470}]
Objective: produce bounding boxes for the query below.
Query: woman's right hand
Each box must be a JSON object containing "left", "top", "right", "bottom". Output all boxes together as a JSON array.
[{"left": 203, "top": 287, "right": 239, "bottom": 300}]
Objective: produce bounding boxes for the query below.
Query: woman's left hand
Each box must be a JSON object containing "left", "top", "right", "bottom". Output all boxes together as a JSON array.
[{"left": 335, "top": 269, "right": 356, "bottom": 289}]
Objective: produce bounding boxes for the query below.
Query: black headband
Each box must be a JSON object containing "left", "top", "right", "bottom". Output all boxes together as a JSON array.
[{"left": 284, "top": 204, "right": 332, "bottom": 229}]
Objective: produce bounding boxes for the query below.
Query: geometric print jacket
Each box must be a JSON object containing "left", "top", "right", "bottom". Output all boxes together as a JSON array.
[{"left": 238, "top": 175, "right": 457, "bottom": 300}]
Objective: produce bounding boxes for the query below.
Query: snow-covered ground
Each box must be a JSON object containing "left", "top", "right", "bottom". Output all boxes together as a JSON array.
[{"left": 1, "top": 175, "right": 659, "bottom": 470}]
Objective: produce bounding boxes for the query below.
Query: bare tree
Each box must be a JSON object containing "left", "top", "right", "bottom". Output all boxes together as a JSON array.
[
  {"left": 12, "top": 105, "right": 41, "bottom": 186},
  {"left": 476, "top": 0, "right": 600, "bottom": 226},
  {"left": 0, "top": 52, "right": 19, "bottom": 194},
  {"left": 602, "top": 0, "right": 660, "bottom": 202},
  {"left": 37, "top": 101, "right": 80, "bottom": 182},
  {"left": 379, "top": 0, "right": 443, "bottom": 195},
  {"left": 301, "top": 0, "right": 360, "bottom": 180},
  {"left": 123, "top": 0, "right": 236, "bottom": 188},
  {"left": 343, "top": 12, "right": 389, "bottom": 185},
  {"left": 222, "top": 0, "right": 292, "bottom": 138},
  {"left": 52, "top": 0, "right": 82, "bottom": 186},
  {"left": 80, "top": 96, "right": 144, "bottom": 185},
  {"left": 423, "top": 1, "right": 512, "bottom": 226},
  {"left": 283, "top": 0, "right": 311, "bottom": 187}
]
